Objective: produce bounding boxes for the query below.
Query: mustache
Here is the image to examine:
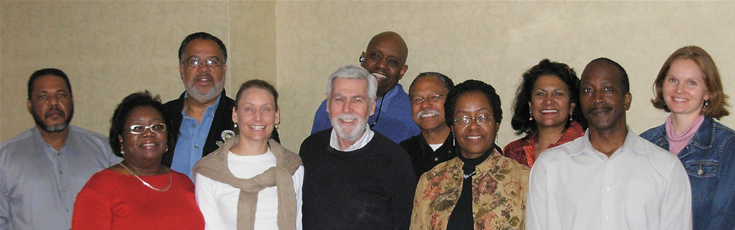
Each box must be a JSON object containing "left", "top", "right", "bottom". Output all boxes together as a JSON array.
[
  {"left": 335, "top": 113, "right": 361, "bottom": 121},
  {"left": 416, "top": 109, "right": 440, "bottom": 119},
  {"left": 45, "top": 108, "right": 65, "bottom": 118},
  {"left": 586, "top": 106, "right": 612, "bottom": 115}
]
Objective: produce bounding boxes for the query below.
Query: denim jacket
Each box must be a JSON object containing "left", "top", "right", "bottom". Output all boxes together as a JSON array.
[{"left": 641, "top": 116, "right": 735, "bottom": 230}]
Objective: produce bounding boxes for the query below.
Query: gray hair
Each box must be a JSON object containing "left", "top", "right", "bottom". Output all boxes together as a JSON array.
[{"left": 326, "top": 65, "right": 378, "bottom": 104}]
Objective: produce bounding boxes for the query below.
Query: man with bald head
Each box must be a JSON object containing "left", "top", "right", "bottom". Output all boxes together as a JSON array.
[
  {"left": 310, "top": 31, "right": 419, "bottom": 143},
  {"left": 526, "top": 58, "right": 692, "bottom": 229}
]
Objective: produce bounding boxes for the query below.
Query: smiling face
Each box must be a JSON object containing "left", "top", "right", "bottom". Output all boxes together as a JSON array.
[
  {"left": 179, "top": 39, "right": 227, "bottom": 104},
  {"left": 529, "top": 75, "right": 574, "bottom": 129},
  {"left": 327, "top": 77, "right": 376, "bottom": 143},
  {"left": 360, "top": 32, "right": 408, "bottom": 97},
  {"left": 450, "top": 91, "right": 499, "bottom": 159},
  {"left": 662, "top": 58, "right": 710, "bottom": 118},
  {"left": 580, "top": 62, "right": 631, "bottom": 133},
  {"left": 119, "top": 106, "right": 168, "bottom": 165},
  {"left": 410, "top": 76, "right": 449, "bottom": 133},
  {"left": 232, "top": 87, "right": 279, "bottom": 143},
  {"left": 27, "top": 75, "right": 74, "bottom": 133}
]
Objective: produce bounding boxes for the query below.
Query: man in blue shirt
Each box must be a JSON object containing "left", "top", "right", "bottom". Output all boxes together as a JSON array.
[
  {"left": 0, "top": 68, "right": 119, "bottom": 229},
  {"left": 311, "top": 31, "right": 419, "bottom": 143},
  {"left": 163, "top": 32, "right": 279, "bottom": 180}
]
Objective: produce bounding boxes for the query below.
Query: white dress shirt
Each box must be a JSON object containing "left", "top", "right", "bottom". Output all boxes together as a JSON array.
[{"left": 526, "top": 127, "right": 692, "bottom": 230}]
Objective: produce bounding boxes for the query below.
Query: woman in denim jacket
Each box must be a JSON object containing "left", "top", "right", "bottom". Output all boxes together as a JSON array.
[{"left": 641, "top": 46, "right": 735, "bottom": 230}]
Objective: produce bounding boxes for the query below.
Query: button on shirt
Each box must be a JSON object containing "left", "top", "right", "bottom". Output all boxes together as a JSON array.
[
  {"left": 171, "top": 94, "right": 220, "bottom": 181},
  {"left": 0, "top": 126, "right": 119, "bottom": 230},
  {"left": 526, "top": 128, "right": 692, "bottom": 230}
]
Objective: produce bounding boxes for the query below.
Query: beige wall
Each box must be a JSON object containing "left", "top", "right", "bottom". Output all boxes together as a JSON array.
[{"left": 2, "top": 1, "right": 735, "bottom": 152}]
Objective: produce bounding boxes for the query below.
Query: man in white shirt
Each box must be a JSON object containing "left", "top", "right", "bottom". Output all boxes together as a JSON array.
[{"left": 525, "top": 58, "right": 692, "bottom": 230}]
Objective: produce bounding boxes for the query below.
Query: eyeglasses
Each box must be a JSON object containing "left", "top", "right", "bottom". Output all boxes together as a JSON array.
[
  {"left": 410, "top": 94, "right": 445, "bottom": 105},
  {"left": 182, "top": 58, "right": 224, "bottom": 68},
  {"left": 453, "top": 114, "right": 493, "bottom": 126},
  {"left": 126, "top": 123, "right": 166, "bottom": 134}
]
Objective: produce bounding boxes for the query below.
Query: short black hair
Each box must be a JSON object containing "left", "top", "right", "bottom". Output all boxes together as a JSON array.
[
  {"left": 408, "top": 72, "right": 454, "bottom": 95},
  {"left": 177, "top": 32, "right": 228, "bottom": 63},
  {"left": 444, "top": 79, "right": 502, "bottom": 127},
  {"left": 589, "top": 57, "right": 629, "bottom": 93},
  {"left": 510, "top": 59, "right": 587, "bottom": 136},
  {"left": 109, "top": 91, "right": 176, "bottom": 158},
  {"left": 27, "top": 68, "right": 72, "bottom": 100}
]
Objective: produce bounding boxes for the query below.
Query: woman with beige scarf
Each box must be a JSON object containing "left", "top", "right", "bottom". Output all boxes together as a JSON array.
[{"left": 193, "top": 79, "right": 303, "bottom": 230}]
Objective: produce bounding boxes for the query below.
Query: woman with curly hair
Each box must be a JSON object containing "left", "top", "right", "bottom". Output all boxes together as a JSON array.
[{"left": 503, "top": 59, "right": 586, "bottom": 167}]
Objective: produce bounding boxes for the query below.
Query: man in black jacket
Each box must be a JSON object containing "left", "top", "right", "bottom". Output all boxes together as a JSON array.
[{"left": 163, "top": 32, "right": 279, "bottom": 180}]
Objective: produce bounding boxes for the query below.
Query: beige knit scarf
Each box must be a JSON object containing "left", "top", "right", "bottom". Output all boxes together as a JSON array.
[{"left": 193, "top": 138, "right": 302, "bottom": 230}]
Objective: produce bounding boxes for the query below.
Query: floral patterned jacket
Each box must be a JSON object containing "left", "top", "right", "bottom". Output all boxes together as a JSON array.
[{"left": 410, "top": 149, "right": 530, "bottom": 230}]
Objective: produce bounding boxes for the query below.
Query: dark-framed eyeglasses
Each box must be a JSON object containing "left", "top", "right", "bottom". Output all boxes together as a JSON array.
[
  {"left": 182, "top": 58, "right": 224, "bottom": 68},
  {"left": 126, "top": 123, "right": 166, "bottom": 134},
  {"left": 410, "top": 94, "right": 445, "bottom": 105},
  {"left": 453, "top": 114, "right": 493, "bottom": 127}
]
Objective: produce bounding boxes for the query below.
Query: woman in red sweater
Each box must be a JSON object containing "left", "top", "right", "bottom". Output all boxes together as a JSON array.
[{"left": 71, "top": 91, "right": 204, "bottom": 229}]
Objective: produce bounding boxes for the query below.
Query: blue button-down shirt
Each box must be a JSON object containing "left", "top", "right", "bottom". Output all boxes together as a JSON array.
[
  {"left": 310, "top": 83, "right": 419, "bottom": 143},
  {"left": 0, "top": 125, "right": 119, "bottom": 230},
  {"left": 171, "top": 94, "right": 221, "bottom": 181}
]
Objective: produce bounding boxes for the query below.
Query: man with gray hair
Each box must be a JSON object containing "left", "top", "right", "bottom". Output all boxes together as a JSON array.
[{"left": 299, "top": 65, "right": 416, "bottom": 230}]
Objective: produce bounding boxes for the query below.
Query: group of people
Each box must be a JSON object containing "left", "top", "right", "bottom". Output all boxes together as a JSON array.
[{"left": 0, "top": 30, "right": 732, "bottom": 230}]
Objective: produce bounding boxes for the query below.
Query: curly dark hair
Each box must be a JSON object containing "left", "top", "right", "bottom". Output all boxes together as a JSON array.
[
  {"left": 510, "top": 59, "right": 587, "bottom": 136},
  {"left": 109, "top": 91, "right": 176, "bottom": 158},
  {"left": 444, "top": 79, "right": 502, "bottom": 127}
]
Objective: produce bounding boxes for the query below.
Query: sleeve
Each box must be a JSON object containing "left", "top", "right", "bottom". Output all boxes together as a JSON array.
[
  {"left": 409, "top": 174, "right": 430, "bottom": 230},
  {"left": 703, "top": 135, "right": 735, "bottom": 229},
  {"left": 195, "top": 173, "right": 224, "bottom": 230},
  {"left": 294, "top": 166, "right": 305, "bottom": 230},
  {"left": 0, "top": 165, "right": 9, "bottom": 229},
  {"left": 525, "top": 156, "right": 548, "bottom": 230},
  {"left": 390, "top": 152, "right": 417, "bottom": 230},
  {"left": 71, "top": 187, "right": 113, "bottom": 230},
  {"left": 310, "top": 100, "right": 330, "bottom": 134},
  {"left": 659, "top": 158, "right": 693, "bottom": 230}
]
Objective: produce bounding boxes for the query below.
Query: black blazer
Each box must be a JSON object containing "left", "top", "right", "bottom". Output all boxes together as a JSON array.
[{"left": 162, "top": 89, "right": 280, "bottom": 167}]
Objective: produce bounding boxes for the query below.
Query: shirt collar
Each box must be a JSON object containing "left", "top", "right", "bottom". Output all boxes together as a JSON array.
[
  {"left": 329, "top": 124, "right": 375, "bottom": 152},
  {"left": 181, "top": 92, "right": 222, "bottom": 117},
  {"left": 574, "top": 126, "right": 641, "bottom": 158}
]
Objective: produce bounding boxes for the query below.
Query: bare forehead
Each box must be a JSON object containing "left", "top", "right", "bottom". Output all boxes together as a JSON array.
[
  {"left": 183, "top": 39, "right": 223, "bottom": 57},
  {"left": 367, "top": 34, "right": 408, "bottom": 58},
  {"left": 411, "top": 76, "right": 446, "bottom": 93},
  {"left": 33, "top": 75, "right": 69, "bottom": 92},
  {"left": 331, "top": 78, "right": 369, "bottom": 96},
  {"left": 581, "top": 62, "right": 621, "bottom": 84}
]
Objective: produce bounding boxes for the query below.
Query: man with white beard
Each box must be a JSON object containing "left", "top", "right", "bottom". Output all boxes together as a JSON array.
[
  {"left": 310, "top": 31, "right": 419, "bottom": 143},
  {"left": 299, "top": 65, "right": 416, "bottom": 230}
]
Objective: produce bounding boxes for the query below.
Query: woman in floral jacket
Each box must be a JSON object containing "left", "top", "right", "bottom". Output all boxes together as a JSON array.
[{"left": 411, "top": 80, "right": 530, "bottom": 230}]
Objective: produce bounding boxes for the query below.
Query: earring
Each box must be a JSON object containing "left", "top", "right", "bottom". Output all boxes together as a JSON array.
[
  {"left": 703, "top": 100, "right": 709, "bottom": 110},
  {"left": 359, "top": 56, "right": 365, "bottom": 63},
  {"left": 120, "top": 146, "right": 125, "bottom": 155},
  {"left": 234, "top": 122, "right": 238, "bottom": 128},
  {"left": 569, "top": 112, "right": 573, "bottom": 121},
  {"left": 165, "top": 147, "right": 169, "bottom": 152},
  {"left": 275, "top": 121, "right": 280, "bottom": 129},
  {"left": 529, "top": 111, "right": 533, "bottom": 121}
]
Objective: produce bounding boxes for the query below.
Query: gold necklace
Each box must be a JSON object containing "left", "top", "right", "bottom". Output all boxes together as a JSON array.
[{"left": 119, "top": 162, "right": 172, "bottom": 192}]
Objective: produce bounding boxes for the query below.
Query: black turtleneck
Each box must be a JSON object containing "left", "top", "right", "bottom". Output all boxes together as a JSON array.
[{"left": 446, "top": 146, "right": 496, "bottom": 230}]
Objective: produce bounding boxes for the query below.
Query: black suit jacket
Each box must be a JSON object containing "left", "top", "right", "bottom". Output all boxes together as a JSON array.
[{"left": 162, "top": 89, "right": 280, "bottom": 167}]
